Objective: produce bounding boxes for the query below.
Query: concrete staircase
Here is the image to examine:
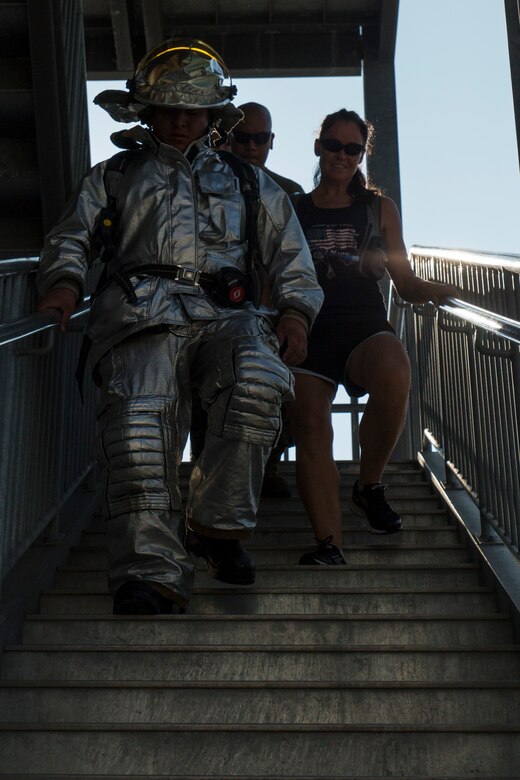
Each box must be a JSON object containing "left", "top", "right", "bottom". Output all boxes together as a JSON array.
[{"left": 1, "top": 460, "right": 519, "bottom": 778}]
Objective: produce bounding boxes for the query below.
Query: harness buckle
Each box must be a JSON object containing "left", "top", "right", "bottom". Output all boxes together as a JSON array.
[{"left": 175, "top": 266, "right": 200, "bottom": 285}]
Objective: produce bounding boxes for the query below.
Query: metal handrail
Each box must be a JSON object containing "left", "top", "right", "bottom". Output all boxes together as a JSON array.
[
  {"left": 438, "top": 297, "right": 520, "bottom": 345},
  {"left": 0, "top": 259, "right": 39, "bottom": 276},
  {"left": 0, "top": 300, "right": 91, "bottom": 347}
]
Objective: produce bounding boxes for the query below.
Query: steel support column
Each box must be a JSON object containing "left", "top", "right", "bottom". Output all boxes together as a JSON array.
[
  {"left": 362, "top": 18, "right": 410, "bottom": 458},
  {"left": 504, "top": 0, "right": 520, "bottom": 170},
  {"left": 362, "top": 24, "right": 401, "bottom": 213}
]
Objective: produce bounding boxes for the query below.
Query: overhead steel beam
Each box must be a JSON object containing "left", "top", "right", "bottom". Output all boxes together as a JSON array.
[
  {"left": 82, "top": 0, "right": 384, "bottom": 79},
  {"left": 141, "top": 0, "right": 164, "bottom": 51},
  {"left": 85, "top": 24, "right": 362, "bottom": 79},
  {"left": 362, "top": 23, "right": 401, "bottom": 213},
  {"left": 109, "top": 0, "right": 134, "bottom": 71}
]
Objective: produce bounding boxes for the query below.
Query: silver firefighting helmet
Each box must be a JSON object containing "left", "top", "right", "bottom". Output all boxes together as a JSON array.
[{"left": 94, "top": 38, "right": 243, "bottom": 134}]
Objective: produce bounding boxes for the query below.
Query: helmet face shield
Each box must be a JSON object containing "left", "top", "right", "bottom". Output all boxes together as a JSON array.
[{"left": 94, "top": 38, "right": 243, "bottom": 133}]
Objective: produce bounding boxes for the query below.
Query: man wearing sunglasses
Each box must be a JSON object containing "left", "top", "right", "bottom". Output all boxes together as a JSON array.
[
  {"left": 228, "top": 102, "right": 305, "bottom": 497},
  {"left": 190, "top": 102, "right": 305, "bottom": 497},
  {"left": 230, "top": 102, "right": 304, "bottom": 199}
]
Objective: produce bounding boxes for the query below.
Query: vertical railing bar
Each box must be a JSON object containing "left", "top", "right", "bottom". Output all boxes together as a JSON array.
[
  {"left": 510, "top": 350, "right": 520, "bottom": 549},
  {"left": 494, "top": 352, "right": 512, "bottom": 538}
]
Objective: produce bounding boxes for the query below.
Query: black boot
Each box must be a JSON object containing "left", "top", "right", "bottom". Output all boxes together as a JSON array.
[
  {"left": 113, "top": 581, "right": 183, "bottom": 615},
  {"left": 186, "top": 531, "right": 255, "bottom": 585}
]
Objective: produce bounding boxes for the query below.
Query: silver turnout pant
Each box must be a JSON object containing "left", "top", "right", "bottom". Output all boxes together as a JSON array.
[{"left": 95, "top": 311, "right": 293, "bottom": 606}]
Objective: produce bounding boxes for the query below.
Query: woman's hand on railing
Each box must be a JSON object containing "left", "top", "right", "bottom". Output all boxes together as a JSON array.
[
  {"left": 37, "top": 287, "right": 79, "bottom": 332},
  {"left": 424, "top": 279, "right": 462, "bottom": 307}
]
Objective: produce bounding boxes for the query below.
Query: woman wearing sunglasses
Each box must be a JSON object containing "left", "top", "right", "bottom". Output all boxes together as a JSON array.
[{"left": 287, "top": 108, "right": 459, "bottom": 565}]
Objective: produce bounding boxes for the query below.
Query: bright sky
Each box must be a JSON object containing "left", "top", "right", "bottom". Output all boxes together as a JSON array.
[
  {"left": 87, "top": 0, "right": 519, "bottom": 256},
  {"left": 86, "top": 0, "right": 519, "bottom": 459}
]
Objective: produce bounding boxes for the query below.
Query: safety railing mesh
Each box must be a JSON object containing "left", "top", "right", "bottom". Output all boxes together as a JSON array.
[
  {"left": 404, "top": 246, "right": 520, "bottom": 554},
  {"left": 0, "top": 261, "right": 97, "bottom": 591}
]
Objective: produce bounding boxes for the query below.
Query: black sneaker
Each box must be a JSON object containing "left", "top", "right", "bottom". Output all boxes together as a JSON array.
[
  {"left": 350, "top": 480, "right": 402, "bottom": 534},
  {"left": 298, "top": 535, "right": 347, "bottom": 565}
]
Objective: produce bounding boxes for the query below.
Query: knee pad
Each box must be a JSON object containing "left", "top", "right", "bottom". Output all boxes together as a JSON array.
[
  {"left": 97, "top": 402, "right": 180, "bottom": 518},
  {"left": 208, "top": 337, "right": 294, "bottom": 446}
]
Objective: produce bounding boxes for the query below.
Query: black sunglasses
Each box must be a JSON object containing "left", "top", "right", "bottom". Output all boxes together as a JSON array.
[
  {"left": 319, "top": 138, "right": 365, "bottom": 156},
  {"left": 232, "top": 130, "right": 272, "bottom": 145}
]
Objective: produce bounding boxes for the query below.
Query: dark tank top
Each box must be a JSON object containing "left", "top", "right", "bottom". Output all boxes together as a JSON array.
[{"left": 296, "top": 194, "right": 387, "bottom": 325}]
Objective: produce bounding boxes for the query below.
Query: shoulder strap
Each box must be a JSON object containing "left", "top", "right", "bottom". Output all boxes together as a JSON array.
[
  {"left": 215, "top": 149, "right": 260, "bottom": 202},
  {"left": 103, "top": 149, "right": 140, "bottom": 208},
  {"left": 78, "top": 149, "right": 142, "bottom": 400},
  {"left": 358, "top": 194, "right": 384, "bottom": 257},
  {"left": 357, "top": 195, "right": 387, "bottom": 281},
  {"left": 216, "top": 150, "right": 262, "bottom": 307},
  {"left": 90, "top": 149, "right": 141, "bottom": 266}
]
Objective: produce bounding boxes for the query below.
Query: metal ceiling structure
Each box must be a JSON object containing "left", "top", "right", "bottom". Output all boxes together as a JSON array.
[
  {"left": 1, "top": 1, "right": 518, "bottom": 258},
  {"left": 1, "top": 0, "right": 402, "bottom": 256},
  {"left": 80, "top": 0, "right": 403, "bottom": 220},
  {"left": 82, "top": 0, "right": 399, "bottom": 80}
]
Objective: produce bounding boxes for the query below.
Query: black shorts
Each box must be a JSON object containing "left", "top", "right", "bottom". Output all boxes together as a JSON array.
[{"left": 293, "top": 317, "right": 397, "bottom": 397}]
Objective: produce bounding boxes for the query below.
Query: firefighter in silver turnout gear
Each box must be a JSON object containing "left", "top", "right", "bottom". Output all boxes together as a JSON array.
[{"left": 36, "top": 39, "right": 323, "bottom": 615}]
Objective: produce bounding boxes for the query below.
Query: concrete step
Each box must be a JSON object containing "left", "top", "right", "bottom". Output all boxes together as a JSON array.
[
  {"left": 39, "top": 587, "right": 497, "bottom": 616},
  {"left": 0, "top": 776, "right": 515, "bottom": 780},
  {"left": 255, "top": 506, "right": 449, "bottom": 526},
  {"left": 86, "top": 508, "right": 451, "bottom": 533},
  {"left": 188, "top": 464, "right": 427, "bottom": 477},
  {"left": 200, "top": 482, "right": 437, "bottom": 498},
  {"left": 81, "top": 524, "right": 460, "bottom": 547},
  {"left": 0, "top": 727, "right": 518, "bottom": 776},
  {"left": 191, "top": 495, "right": 443, "bottom": 512},
  {"left": 64, "top": 544, "right": 471, "bottom": 569},
  {"left": 180, "top": 460, "right": 424, "bottom": 476},
  {"left": 20, "top": 614, "right": 514, "bottom": 647},
  {"left": 275, "top": 480, "right": 436, "bottom": 496},
  {"left": 53, "top": 563, "right": 484, "bottom": 590},
  {"left": 272, "top": 471, "right": 429, "bottom": 484},
  {"left": 4, "top": 644, "right": 519, "bottom": 682},
  {"left": 0, "top": 776, "right": 514, "bottom": 780},
  {"left": 1, "top": 680, "right": 519, "bottom": 725}
]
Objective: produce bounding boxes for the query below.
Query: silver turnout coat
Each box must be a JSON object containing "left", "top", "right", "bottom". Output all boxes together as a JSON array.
[{"left": 37, "top": 126, "right": 323, "bottom": 366}]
